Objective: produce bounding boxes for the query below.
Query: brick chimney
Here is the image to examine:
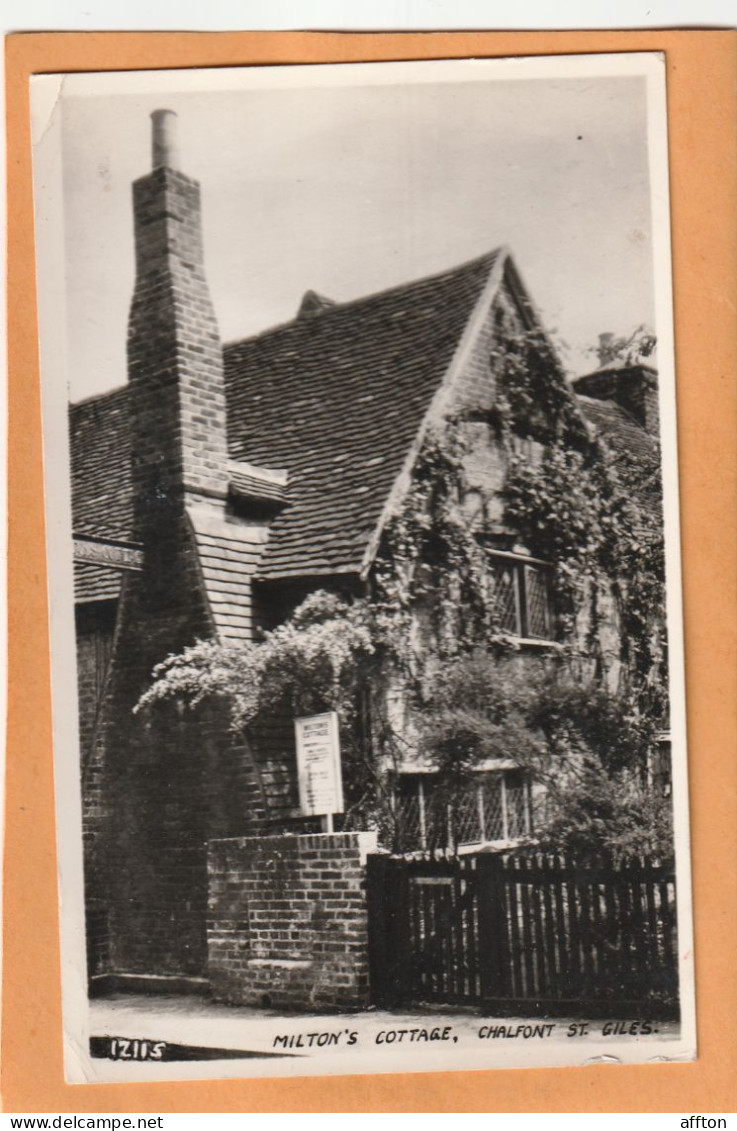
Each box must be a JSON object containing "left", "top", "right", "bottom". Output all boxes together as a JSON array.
[
  {"left": 573, "top": 362, "right": 659, "bottom": 436},
  {"left": 596, "top": 332, "right": 617, "bottom": 366},
  {"left": 128, "top": 109, "right": 228, "bottom": 539},
  {"left": 571, "top": 330, "right": 660, "bottom": 436}
]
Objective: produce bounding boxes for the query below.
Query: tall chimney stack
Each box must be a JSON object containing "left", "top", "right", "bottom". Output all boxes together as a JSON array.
[{"left": 128, "top": 109, "right": 228, "bottom": 548}]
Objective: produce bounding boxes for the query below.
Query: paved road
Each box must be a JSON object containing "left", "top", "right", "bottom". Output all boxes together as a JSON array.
[{"left": 89, "top": 992, "right": 683, "bottom": 1077}]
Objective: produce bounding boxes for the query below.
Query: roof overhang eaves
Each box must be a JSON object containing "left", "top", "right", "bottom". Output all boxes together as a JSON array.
[{"left": 254, "top": 562, "right": 363, "bottom": 584}]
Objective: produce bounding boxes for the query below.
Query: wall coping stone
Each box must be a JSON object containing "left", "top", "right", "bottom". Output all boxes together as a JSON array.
[
  {"left": 210, "top": 830, "right": 379, "bottom": 864},
  {"left": 247, "top": 958, "right": 312, "bottom": 970}
]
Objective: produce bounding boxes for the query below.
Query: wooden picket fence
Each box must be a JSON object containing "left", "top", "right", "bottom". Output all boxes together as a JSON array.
[{"left": 366, "top": 851, "right": 679, "bottom": 1017}]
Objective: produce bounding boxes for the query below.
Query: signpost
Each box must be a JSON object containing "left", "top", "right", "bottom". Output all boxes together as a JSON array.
[{"left": 294, "top": 711, "right": 344, "bottom": 831}]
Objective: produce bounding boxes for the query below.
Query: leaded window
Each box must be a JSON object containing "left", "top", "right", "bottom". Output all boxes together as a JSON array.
[
  {"left": 396, "top": 769, "right": 532, "bottom": 852},
  {"left": 487, "top": 551, "right": 553, "bottom": 640}
]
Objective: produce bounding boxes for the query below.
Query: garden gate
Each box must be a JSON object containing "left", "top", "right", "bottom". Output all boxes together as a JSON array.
[{"left": 366, "top": 852, "right": 678, "bottom": 1017}]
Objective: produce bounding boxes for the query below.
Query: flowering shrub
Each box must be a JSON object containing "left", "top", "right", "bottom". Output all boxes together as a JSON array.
[
  {"left": 136, "top": 590, "right": 378, "bottom": 731},
  {"left": 417, "top": 650, "right": 671, "bottom": 859}
]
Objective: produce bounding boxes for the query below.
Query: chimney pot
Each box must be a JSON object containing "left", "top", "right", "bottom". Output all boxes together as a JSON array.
[
  {"left": 597, "top": 331, "right": 616, "bottom": 365},
  {"left": 151, "top": 109, "right": 180, "bottom": 170}
]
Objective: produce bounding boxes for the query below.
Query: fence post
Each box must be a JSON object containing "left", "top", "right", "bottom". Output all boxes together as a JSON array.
[
  {"left": 366, "top": 854, "right": 390, "bottom": 1006},
  {"left": 366, "top": 855, "right": 412, "bottom": 1007},
  {"left": 477, "top": 852, "right": 508, "bottom": 1005}
]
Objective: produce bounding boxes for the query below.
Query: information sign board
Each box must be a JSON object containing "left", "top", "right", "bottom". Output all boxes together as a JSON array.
[{"left": 294, "top": 711, "right": 344, "bottom": 818}]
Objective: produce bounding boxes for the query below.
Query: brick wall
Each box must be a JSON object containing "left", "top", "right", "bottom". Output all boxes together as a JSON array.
[
  {"left": 82, "top": 528, "right": 272, "bottom": 979},
  {"left": 81, "top": 152, "right": 270, "bottom": 981},
  {"left": 75, "top": 601, "right": 117, "bottom": 761},
  {"left": 207, "top": 832, "right": 378, "bottom": 1011},
  {"left": 128, "top": 165, "right": 228, "bottom": 521}
]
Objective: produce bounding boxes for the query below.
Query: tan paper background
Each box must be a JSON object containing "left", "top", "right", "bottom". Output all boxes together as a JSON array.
[{"left": 4, "top": 29, "right": 737, "bottom": 1113}]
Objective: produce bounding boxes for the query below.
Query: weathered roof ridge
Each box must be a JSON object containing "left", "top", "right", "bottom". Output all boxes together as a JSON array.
[
  {"left": 70, "top": 382, "right": 129, "bottom": 410},
  {"left": 223, "top": 247, "right": 508, "bottom": 581},
  {"left": 573, "top": 359, "right": 658, "bottom": 382},
  {"left": 225, "top": 247, "right": 505, "bottom": 352},
  {"left": 576, "top": 392, "right": 648, "bottom": 431}
]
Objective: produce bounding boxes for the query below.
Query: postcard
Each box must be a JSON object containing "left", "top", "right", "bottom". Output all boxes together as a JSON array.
[{"left": 29, "top": 52, "right": 694, "bottom": 1084}]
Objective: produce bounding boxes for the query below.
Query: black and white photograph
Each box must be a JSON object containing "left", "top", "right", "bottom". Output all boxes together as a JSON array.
[{"left": 30, "top": 54, "right": 694, "bottom": 1083}]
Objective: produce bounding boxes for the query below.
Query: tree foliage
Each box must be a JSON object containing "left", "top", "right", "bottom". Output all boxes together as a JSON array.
[{"left": 416, "top": 650, "right": 671, "bottom": 859}]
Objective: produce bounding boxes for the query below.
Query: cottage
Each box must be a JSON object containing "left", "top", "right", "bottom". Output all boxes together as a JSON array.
[{"left": 71, "top": 110, "right": 664, "bottom": 994}]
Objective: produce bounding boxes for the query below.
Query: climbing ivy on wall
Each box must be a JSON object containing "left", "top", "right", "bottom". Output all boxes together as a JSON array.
[
  {"left": 138, "top": 319, "right": 668, "bottom": 851},
  {"left": 490, "top": 322, "right": 589, "bottom": 446},
  {"left": 370, "top": 320, "right": 666, "bottom": 719},
  {"left": 495, "top": 324, "right": 667, "bottom": 716},
  {"left": 370, "top": 422, "right": 523, "bottom": 675}
]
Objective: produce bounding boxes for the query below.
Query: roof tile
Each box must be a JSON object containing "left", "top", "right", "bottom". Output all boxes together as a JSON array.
[
  {"left": 69, "top": 249, "right": 658, "bottom": 607},
  {"left": 224, "top": 251, "right": 501, "bottom": 579}
]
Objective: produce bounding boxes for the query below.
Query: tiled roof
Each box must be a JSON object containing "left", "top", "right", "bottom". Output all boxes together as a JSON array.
[
  {"left": 70, "top": 385, "right": 133, "bottom": 539},
  {"left": 576, "top": 394, "right": 661, "bottom": 517},
  {"left": 186, "top": 504, "right": 267, "bottom": 643},
  {"left": 70, "top": 386, "right": 133, "bottom": 603},
  {"left": 228, "top": 463, "right": 289, "bottom": 507},
  {"left": 297, "top": 290, "right": 336, "bottom": 318},
  {"left": 74, "top": 561, "right": 122, "bottom": 603},
  {"left": 576, "top": 395, "right": 655, "bottom": 464},
  {"left": 69, "top": 249, "right": 660, "bottom": 609},
  {"left": 224, "top": 250, "right": 502, "bottom": 580}
]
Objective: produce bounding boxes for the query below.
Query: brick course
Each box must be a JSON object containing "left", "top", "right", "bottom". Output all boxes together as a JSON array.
[
  {"left": 128, "top": 166, "right": 228, "bottom": 521},
  {"left": 81, "top": 157, "right": 269, "bottom": 980},
  {"left": 207, "top": 832, "right": 378, "bottom": 1011}
]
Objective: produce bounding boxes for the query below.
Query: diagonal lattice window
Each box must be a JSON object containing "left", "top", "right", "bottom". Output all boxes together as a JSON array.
[
  {"left": 486, "top": 552, "right": 554, "bottom": 640},
  {"left": 453, "top": 788, "right": 483, "bottom": 845},
  {"left": 396, "top": 771, "right": 532, "bottom": 851},
  {"left": 480, "top": 774, "right": 504, "bottom": 839},
  {"left": 524, "top": 564, "right": 552, "bottom": 639},
  {"left": 488, "top": 561, "right": 521, "bottom": 634}
]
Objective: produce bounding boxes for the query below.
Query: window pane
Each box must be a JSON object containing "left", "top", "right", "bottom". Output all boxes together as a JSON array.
[
  {"left": 423, "top": 779, "right": 449, "bottom": 850},
  {"left": 525, "top": 564, "right": 551, "bottom": 638},
  {"left": 453, "top": 787, "right": 483, "bottom": 845},
  {"left": 488, "top": 561, "right": 521, "bottom": 634},
  {"left": 396, "top": 772, "right": 531, "bottom": 851},
  {"left": 396, "top": 776, "right": 450, "bottom": 851},
  {"left": 505, "top": 771, "right": 529, "bottom": 838},
  {"left": 397, "top": 782, "right": 424, "bottom": 849},
  {"left": 480, "top": 774, "right": 505, "bottom": 840}
]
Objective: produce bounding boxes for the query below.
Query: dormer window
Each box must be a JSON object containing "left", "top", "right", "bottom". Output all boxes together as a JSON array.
[{"left": 487, "top": 549, "right": 553, "bottom": 641}]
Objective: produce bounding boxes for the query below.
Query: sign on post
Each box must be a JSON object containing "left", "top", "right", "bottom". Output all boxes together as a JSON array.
[{"left": 294, "top": 711, "right": 344, "bottom": 828}]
